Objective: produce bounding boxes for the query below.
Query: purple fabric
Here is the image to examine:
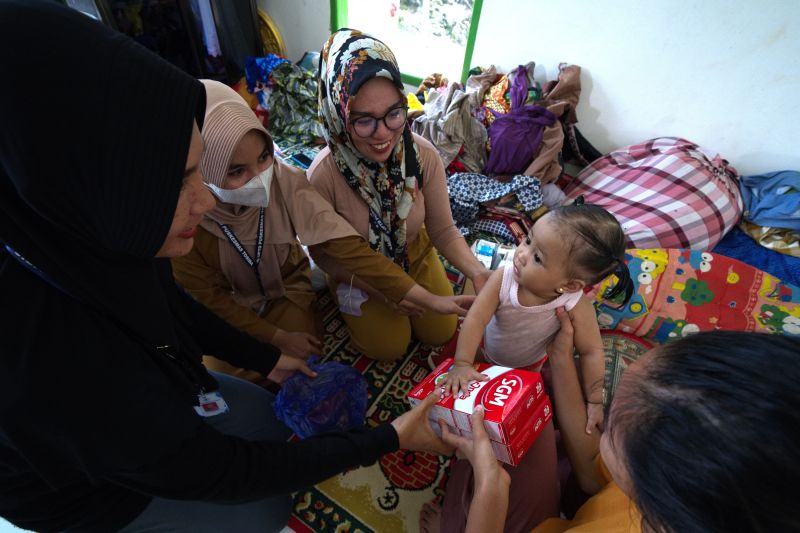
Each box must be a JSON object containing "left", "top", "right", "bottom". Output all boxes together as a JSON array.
[{"left": 484, "top": 65, "right": 557, "bottom": 175}]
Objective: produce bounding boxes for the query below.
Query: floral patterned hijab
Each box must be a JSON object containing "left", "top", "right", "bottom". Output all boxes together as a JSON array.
[{"left": 318, "top": 28, "right": 422, "bottom": 270}]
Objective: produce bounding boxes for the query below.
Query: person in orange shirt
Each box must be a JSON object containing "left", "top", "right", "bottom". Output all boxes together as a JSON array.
[{"left": 424, "top": 318, "right": 800, "bottom": 533}]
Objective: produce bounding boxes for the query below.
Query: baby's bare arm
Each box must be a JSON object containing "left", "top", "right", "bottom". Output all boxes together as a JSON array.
[
  {"left": 570, "top": 298, "right": 606, "bottom": 433},
  {"left": 442, "top": 268, "right": 504, "bottom": 397},
  {"left": 453, "top": 268, "right": 503, "bottom": 366}
]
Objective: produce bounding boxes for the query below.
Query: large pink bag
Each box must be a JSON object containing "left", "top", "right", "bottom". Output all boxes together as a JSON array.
[{"left": 564, "top": 137, "right": 743, "bottom": 250}]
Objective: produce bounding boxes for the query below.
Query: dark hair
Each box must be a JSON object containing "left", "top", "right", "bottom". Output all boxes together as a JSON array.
[
  {"left": 609, "top": 331, "right": 800, "bottom": 533},
  {"left": 548, "top": 204, "right": 633, "bottom": 304}
]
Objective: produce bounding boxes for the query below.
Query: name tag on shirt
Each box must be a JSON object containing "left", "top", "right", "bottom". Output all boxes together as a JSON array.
[{"left": 194, "top": 391, "right": 229, "bottom": 417}]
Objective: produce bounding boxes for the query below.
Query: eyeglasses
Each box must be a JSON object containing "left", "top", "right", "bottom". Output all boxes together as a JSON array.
[{"left": 349, "top": 105, "right": 408, "bottom": 138}]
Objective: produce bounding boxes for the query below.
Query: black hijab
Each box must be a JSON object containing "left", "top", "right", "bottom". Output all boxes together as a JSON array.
[
  {"left": 0, "top": 1, "right": 208, "bottom": 485},
  {"left": 0, "top": 0, "right": 205, "bottom": 347}
]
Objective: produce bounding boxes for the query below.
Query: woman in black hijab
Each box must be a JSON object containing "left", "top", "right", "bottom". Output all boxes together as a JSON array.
[{"left": 0, "top": 3, "right": 448, "bottom": 532}]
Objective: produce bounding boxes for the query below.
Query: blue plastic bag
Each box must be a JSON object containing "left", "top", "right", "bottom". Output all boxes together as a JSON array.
[{"left": 274, "top": 356, "right": 368, "bottom": 438}]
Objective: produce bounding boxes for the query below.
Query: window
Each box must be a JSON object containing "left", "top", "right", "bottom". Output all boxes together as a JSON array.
[{"left": 330, "top": 0, "right": 484, "bottom": 86}]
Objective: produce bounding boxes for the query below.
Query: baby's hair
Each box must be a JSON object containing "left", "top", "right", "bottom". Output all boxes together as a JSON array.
[{"left": 548, "top": 203, "right": 633, "bottom": 305}]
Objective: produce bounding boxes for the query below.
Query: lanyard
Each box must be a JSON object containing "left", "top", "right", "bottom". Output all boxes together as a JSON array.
[
  {"left": 367, "top": 207, "right": 395, "bottom": 257},
  {"left": 217, "top": 207, "right": 266, "bottom": 295},
  {"left": 367, "top": 207, "right": 409, "bottom": 270},
  {"left": 4, "top": 244, "right": 68, "bottom": 293},
  {"left": 4, "top": 244, "right": 215, "bottom": 400}
]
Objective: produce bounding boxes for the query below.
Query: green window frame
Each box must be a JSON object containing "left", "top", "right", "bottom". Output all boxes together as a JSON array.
[{"left": 329, "top": 0, "right": 484, "bottom": 86}]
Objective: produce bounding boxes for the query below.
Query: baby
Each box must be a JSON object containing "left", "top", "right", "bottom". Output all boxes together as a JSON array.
[{"left": 441, "top": 202, "right": 633, "bottom": 433}]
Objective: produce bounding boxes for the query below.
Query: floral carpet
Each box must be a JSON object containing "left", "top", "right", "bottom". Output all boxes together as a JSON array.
[{"left": 287, "top": 289, "right": 457, "bottom": 533}]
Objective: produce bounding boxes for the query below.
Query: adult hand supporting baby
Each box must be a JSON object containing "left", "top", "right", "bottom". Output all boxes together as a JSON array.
[
  {"left": 547, "top": 307, "right": 603, "bottom": 494},
  {"left": 391, "top": 390, "right": 454, "bottom": 456},
  {"left": 440, "top": 405, "right": 509, "bottom": 533},
  {"left": 547, "top": 307, "right": 576, "bottom": 362}
]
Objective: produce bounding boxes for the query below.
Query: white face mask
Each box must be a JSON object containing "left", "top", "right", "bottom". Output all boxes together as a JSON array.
[{"left": 206, "top": 163, "right": 274, "bottom": 207}]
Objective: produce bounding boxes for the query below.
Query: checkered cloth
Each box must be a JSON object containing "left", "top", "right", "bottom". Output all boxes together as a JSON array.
[
  {"left": 563, "top": 137, "right": 743, "bottom": 250},
  {"left": 448, "top": 173, "right": 542, "bottom": 223}
]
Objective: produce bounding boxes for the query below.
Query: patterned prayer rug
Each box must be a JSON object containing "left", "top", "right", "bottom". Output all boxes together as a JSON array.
[{"left": 287, "top": 290, "right": 455, "bottom": 533}]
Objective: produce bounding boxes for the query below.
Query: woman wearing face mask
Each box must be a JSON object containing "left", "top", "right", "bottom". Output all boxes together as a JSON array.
[
  {"left": 308, "top": 29, "right": 492, "bottom": 362},
  {"left": 0, "top": 4, "right": 452, "bottom": 531},
  {"left": 172, "top": 80, "right": 474, "bottom": 381}
]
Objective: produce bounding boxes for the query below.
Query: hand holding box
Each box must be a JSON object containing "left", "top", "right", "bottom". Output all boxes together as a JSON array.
[{"left": 407, "top": 358, "right": 552, "bottom": 465}]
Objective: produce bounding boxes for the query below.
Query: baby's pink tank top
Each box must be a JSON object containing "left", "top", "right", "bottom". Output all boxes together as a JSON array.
[{"left": 484, "top": 264, "right": 583, "bottom": 368}]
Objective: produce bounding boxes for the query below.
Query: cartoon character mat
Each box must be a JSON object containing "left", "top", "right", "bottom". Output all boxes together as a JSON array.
[{"left": 594, "top": 248, "right": 800, "bottom": 343}]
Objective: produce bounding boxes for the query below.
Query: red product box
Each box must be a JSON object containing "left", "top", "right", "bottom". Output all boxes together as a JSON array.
[
  {"left": 457, "top": 395, "right": 552, "bottom": 466},
  {"left": 407, "top": 358, "right": 549, "bottom": 464}
]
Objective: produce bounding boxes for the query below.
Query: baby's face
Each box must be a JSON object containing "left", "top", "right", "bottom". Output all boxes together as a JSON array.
[{"left": 512, "top": 214, "right": 574, "bottom": 299}]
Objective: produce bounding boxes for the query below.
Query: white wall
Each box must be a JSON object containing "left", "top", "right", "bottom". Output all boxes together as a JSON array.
[
  {"left": 258, "top": 0, "right": 800, "bottom": 175},
  {"left": 257, "top": 0, "right": 330, "bottom": 62},
  {"left": 471, "top": 0, "right": 800, "bottom": 176}
]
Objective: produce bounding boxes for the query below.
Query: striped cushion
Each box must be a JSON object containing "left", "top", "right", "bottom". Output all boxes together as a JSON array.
[{"left": 563, "top": 137, "right": 743, "bottom": 250}]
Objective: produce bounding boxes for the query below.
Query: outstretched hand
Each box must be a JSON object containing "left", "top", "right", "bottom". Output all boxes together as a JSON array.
[
  {"left": 440, "top": 363, "right": 488, "bottom": 398},
  {"left": 546, "top": 307, "right": 575, "bottom": 360},
  {"left": 267, "top": 354, "right": 317, "bottom": 384},
  {"left": 391, "top": 390, "right": 454, "bottom": 456},
  {"left": 390, "top": 298, "right": 425, "bottom": 317},
  {"left": 272, "top": 330, "right": 321, "bottom": 360},
  {"left": 428, "top": 294, "right": 475, "bottom": 317},
  {"left": 471, "top": 269, "right": 492, "bottom": 294}
]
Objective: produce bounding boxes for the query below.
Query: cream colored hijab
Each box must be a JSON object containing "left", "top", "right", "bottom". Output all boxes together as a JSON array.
[{"left": 198, "top": 79, "right": 356, "bottom": 311}]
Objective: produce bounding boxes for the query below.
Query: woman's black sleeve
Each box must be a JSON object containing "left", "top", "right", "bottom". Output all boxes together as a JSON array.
[
  {"left": 178, "top": 287, "right": 281, "bottom": 375},
  {"left": 110, "top": 423, "right": 399, "bottom": 501}
]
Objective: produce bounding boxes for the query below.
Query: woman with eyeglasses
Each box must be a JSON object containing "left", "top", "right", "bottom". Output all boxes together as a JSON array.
[
  {"left": 308, "top": 29, "right": 491, "bottom": 361},
  {"left": 171, "top": 79, "right": 476, "bottom": 383}
]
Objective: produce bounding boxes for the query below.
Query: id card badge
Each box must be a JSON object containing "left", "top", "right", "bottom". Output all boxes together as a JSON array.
[{"left": 194, "top": 391, "right": 229, "bottom": 418}]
